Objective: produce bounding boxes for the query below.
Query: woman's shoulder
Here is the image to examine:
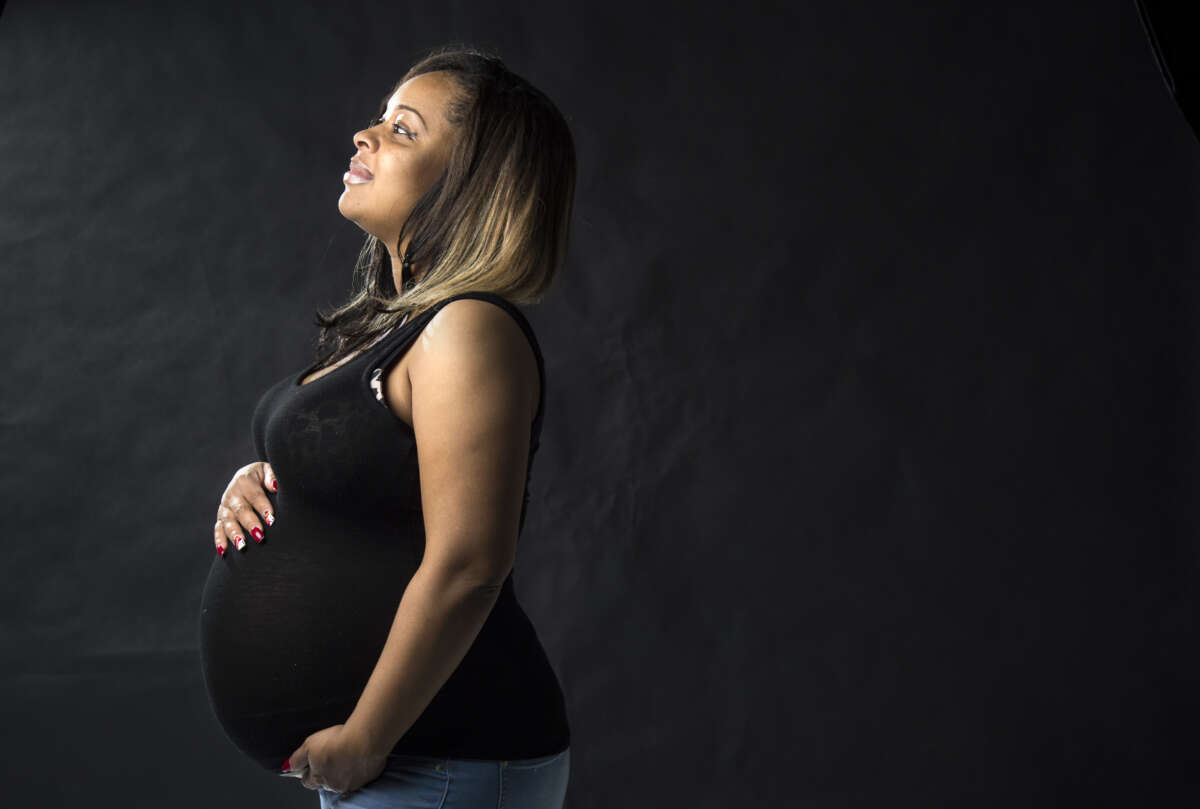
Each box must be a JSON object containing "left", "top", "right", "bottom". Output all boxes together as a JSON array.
[
  {"left": 433, "top": 291, "right": 524, "bottom": 319},
  {"left": 412, "top": 296, "right": 540, "bottom": 418},
  {"left": 422, "top": 296, "right": 536, "bottom": 365}
]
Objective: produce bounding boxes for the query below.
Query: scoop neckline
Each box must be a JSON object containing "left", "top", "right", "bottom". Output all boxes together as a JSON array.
[
  {"left": 288, "top": 292, "right": 544, "bottom": 436},
  {"left": 291, "top": 294, "right": 533, "bottom": 393},
  {"left": 294, "top": 314, "right": 416, "bottom": 388}
]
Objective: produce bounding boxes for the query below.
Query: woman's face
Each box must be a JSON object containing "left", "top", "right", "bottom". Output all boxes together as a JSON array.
[{"left": 338, "top": 71, "right": 459, "bottom": 257}]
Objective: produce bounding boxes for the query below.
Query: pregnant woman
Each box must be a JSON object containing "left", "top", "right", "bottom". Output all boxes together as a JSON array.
[{"left": 197, "top": 44, "right": 576, "bottom": 809}]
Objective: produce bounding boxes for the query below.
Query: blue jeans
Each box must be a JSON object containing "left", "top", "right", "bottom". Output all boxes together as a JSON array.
[{"left": 316, "top": 748, "right": 570, "bottom": 809}]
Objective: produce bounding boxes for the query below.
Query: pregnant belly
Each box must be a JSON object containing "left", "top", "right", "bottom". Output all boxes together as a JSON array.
[{"left": 198, "top": 495, "right": 424, "bottom": 771}]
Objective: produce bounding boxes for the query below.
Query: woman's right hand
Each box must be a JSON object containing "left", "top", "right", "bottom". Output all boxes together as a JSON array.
[{"left": 213, "top": 461, "right": 279, "bottom": 557}]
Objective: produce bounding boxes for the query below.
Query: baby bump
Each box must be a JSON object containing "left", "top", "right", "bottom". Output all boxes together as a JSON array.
[{"left": 198, "top": 506, "right": 424, "bottom": 759}]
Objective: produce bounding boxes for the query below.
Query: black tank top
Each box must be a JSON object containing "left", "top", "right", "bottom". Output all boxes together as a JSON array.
[{"left": 197, "top": 291, "right": 570, "bottom": 772}]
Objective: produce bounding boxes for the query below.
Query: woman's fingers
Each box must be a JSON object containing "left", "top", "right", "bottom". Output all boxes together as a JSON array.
[
  {"left": 214, "top": 462, "right": 279, "bottom": 558},
  {"left": 236, "top": 477, "right": 275, "bottom": 541},
  {"left": 262, "top": 462, "right": 280, "bottom": 493},
  {"left": 217, "top": 504, "right": 249, "bottom": 551},
  {"left": 213, "top": 520, "right": 229, "bottom": 557}
]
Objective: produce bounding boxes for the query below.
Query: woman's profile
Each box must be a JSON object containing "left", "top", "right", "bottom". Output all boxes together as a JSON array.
[{"left": 197, "top": 43, "right": 576, "bottom": 809}]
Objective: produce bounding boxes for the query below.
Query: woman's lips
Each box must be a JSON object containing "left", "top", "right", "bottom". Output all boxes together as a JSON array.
[{"left": 344, "top": 167, "right": 372, "bottom": 184}]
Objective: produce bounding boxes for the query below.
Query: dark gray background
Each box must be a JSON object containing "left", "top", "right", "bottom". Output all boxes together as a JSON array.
[{"left": 2, "top": 0, "right": 1197, "bottom": 806}]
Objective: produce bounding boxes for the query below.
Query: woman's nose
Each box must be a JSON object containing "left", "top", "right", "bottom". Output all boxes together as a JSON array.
[{"left": 353, "top": 128, "right": 375, "bottom": 151}]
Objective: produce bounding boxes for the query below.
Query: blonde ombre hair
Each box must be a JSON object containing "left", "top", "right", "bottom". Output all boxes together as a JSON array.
[{"left": 310, "top": 43, "right": 577, "bottom": 370}]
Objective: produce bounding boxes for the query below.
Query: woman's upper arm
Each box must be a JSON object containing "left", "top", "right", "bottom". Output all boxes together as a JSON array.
[{"left": 408, "top": 299, "right": 539, "bottom": 586}]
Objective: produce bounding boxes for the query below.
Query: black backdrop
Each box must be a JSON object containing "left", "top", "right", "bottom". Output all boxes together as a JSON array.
[{"left": 1, "top": 0, "right": 1198, "bottom": 806}]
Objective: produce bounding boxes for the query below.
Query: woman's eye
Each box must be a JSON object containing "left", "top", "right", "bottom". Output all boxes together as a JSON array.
[{"left": 369, "top": 116, "right": 413, "bottom": 140}]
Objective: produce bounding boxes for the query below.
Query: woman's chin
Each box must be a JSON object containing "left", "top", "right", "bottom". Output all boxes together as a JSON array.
[
  {"left": 336, "top": 195, "right": 359, "bottom": 222},
  {"left": 334, "top": 208, "right": 383, "bottom": 243}
]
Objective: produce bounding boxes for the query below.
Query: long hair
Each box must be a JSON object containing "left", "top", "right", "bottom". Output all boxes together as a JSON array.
[{"left": 309, "top": 43, "right": 577, "bottom": 370}]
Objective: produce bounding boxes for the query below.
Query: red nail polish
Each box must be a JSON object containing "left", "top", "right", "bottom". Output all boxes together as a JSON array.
[
  {"left": 252, "top": 527, "right": 264, "bottom": 542},
  {"left": 272, "top": 479, "right": 278, "bottom": 491},
  {"left": 281, "top": 757, "right": 291, "bottom": 772},
  {"left": 217, "top": 545, "right": 225, "bottom": 557}
]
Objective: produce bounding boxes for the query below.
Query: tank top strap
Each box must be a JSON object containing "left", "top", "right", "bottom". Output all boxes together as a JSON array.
[
  {"left": 361, "top": 292, "right": 547, "bottom": 435},
  {"left": 441, "top": 293, "right": 546, "bottom": 436}
]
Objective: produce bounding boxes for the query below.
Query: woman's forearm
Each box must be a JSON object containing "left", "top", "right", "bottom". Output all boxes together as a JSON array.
[{"left": 343, "top": 561, "right": 504, "bottom": 755}]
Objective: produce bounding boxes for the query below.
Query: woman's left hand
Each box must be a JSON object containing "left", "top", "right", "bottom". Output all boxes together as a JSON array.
[{"left": 284, "top": 723, "right": 388, "bottom": 796}]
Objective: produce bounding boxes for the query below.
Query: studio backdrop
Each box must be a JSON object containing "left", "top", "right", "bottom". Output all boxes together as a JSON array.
[{"left": 1, "top": 1, "right": 1198, "bottom": 807}]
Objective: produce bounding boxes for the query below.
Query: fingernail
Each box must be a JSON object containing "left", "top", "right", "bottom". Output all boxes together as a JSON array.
[
  {"left": 281, "top": 757, "right": 291, "bottom": 772},
  {"left": 265, "top": 511, "right": 274, "bottom": 526},
  {"left": 217, "top": 545, "right": 225, "bottom": 558},
  {"left": 251, "top": 526, "right": 264, "bottom": 542},
  {"left": 236, "top": 535, "right": 247, "bottom": 550},
  {"left": 272, "top": 479, "right": 279, "bottom": 492}
]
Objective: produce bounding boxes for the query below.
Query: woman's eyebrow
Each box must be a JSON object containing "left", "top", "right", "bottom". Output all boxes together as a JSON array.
[{"left": 386, "top": 103, "right": 428, "bottom": 131}]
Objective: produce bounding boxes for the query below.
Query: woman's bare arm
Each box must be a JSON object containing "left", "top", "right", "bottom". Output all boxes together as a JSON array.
[{"left": 342, "top": 298, "right": 539, "bottom": 755}]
